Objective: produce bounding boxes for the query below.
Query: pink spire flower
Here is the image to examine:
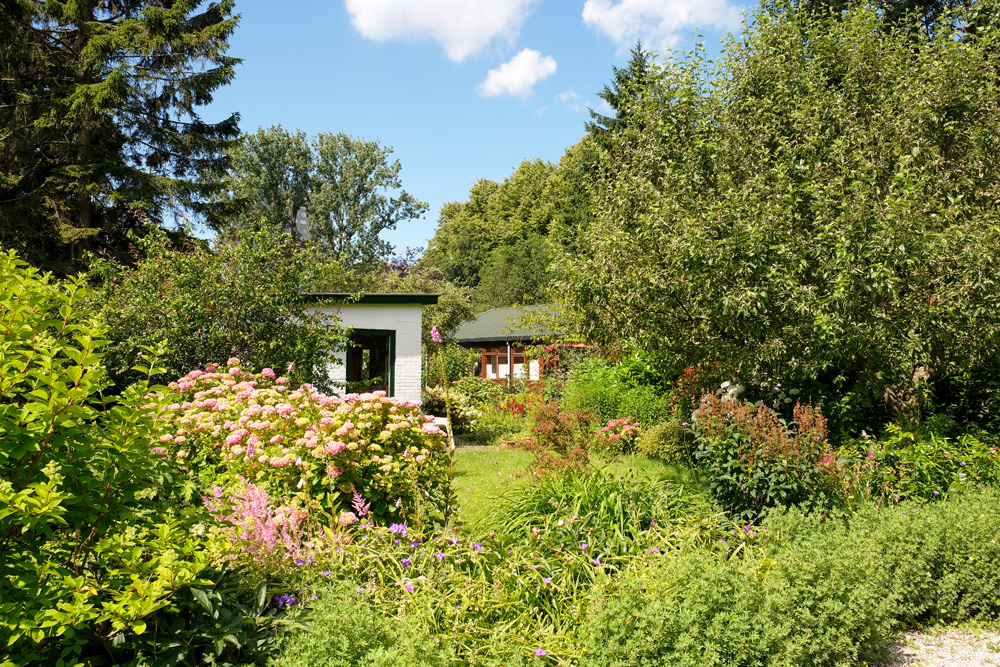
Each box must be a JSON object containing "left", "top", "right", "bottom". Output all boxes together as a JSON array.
[{"left": 431, "top": 326, "right": 442, "bottom": 343}]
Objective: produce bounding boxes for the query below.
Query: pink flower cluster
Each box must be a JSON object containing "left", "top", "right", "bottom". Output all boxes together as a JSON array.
[
  {"left": 203, "top": 478, "right": 309, "bottom": 564},
  {"left": 594, "top": 417, "right": 642, "bottom": 453},
  {"left": 150, "top": 362, "right": 451, "bottom": 524}
]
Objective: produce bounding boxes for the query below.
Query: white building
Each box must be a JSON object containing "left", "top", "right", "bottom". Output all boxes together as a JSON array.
[{"left": 306, "top": 293, "right": 438, "bottom": 402}]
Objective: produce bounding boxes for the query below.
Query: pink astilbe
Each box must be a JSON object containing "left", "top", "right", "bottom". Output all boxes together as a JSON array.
[
  {"left": 352, "top": 489, "right": 371, "bottom": 517},
  {"left": 203, "top": 478, "right": 309, "bottom": 564}
]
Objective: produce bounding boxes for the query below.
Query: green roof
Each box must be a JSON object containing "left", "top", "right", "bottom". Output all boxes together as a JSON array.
[{"left": 453, "top": 306, "right": 557, "bottom": 343}]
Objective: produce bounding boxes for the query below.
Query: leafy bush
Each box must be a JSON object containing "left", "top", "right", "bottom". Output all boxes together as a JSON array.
[
  {"left": 593, "top": 418, "right": 641, "bottom": 455},
  {"left": 89, "top": 225, "right": 347, "bottom": 392},
  {"left": 268, "top": 578, "right": 453, "bottom": 667},
  {"left": 637, "top": 421, "right": 692, "bottom": 463},
  {"left": 584, "top": 490, "right": 1000, "bottom": 667},
  {"left": 151, "top": 362, "right": 452, "bottom": 527},
  {"left": 0, "top": 250, "right": 215, "bottom": 666},
  {"left": 562, "top": 356, "right": 674, "bottom": 426},
  {"left": 424, "top": 343, "right": 480, "bottom": 386},
  {"left": 514, "top": 401, "right": 595, "bottom": 473},
  {"left": 693, "top": 395, "right": 841, "bottom": 521},
  {"left": 843, "top": 426, "right": 1000, "bottom": 505}
]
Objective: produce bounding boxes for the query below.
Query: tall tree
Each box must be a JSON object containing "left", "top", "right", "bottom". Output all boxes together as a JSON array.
[
  {"left": 207, "top": 128, "right": 427, "bottom": 267},
  {"left": 585, "top": 41, "right": 655, "bottom": 152},
  {"left": 0, "top": 0, "right": 241, "bottom": 272},
  {"left": 310, "top": 132, "right": 427, "bottom": 266},
  {"left": 202, "top": 124, "right": 312, "bottom": 233},
  {"left": 558, "top": 2, "right": 1000, "bottom": 420}
]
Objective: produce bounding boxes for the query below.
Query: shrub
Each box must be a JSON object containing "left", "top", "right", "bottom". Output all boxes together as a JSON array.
[
  {"left": 151, "top": 362, "right": 452, "bottom": 527},
  {"left": 843, "top": 426, "right": 1000, "bottom": 505},
  {"left": 593, "top": 418, "right": 641, "bottom": 455},
  {"left": 583, "top": 490, "right": 1000, "bottom": 667},
  {"left": 268, "top": 578, "right": 453, "bottom": 667},
  {"left": 637, "top": 421, "right": 692, "bottom": 463},
  {"left": 693, "top": 395, "right": 841, "bottom": 521},
  {"left": 514, "top": 401, "right": 594, "bottom": 473},
  {"left": 88, "top": 225, "right": 347, "bottom": 392},
  {"left": 562, "top": 357, "right": 673, "bottom": 426},
  {"left": 0, "top": 249, "right": 215, "bottom": 665}
]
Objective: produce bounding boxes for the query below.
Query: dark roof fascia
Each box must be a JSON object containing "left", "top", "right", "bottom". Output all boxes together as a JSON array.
[
  {"left": 305, "top": 293, "right": 440, "bottom": 305},
  {"left": 458, "top": 335, "right": 552, "bottom": 345}
]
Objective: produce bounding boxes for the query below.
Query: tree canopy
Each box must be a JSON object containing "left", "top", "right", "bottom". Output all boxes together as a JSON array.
[
  {"left": 0, "top": 0, "right": 241, "bottom": 272},
  {"left": 207, "top": 127, "right": 427, "bottom": 267},
  {"left": 556, "top": 1, "right": 1000, "bottom": 417}
]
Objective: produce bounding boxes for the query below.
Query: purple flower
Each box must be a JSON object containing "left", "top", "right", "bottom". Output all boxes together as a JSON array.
[
  {"left": 934, "top": 490, "right": 940, "bottom": 495},
  {"left": 473, "top": 542, "right": 482, "bottom": 551},
  {"left": 294, "top": 558, "right": 306, "bottom": 566},
  {"left": 580, "top": 543, "right": 588, "bottom": 551},
  {"left": 431, "top": 326, "right": 443, "bottom": 344},
  {"left": 450, "top": 536, "right": 459, "bottom": 545},
  {"left": 648, "top": 547, "right": 660, "bottom": 554},
  {"left": 543, "top": 577, "right": 552, "bottom": 583},
  {"left": 321, "top": 570, "right": 330, "bottom": 576},
  {"left": 535, "top": 648, "right": 547, "bottom": 657},
  {"left": 405, "top": 584, "right": 414, "bottom": 593},
  {"left": 960, "top": 461, "right": 967, "bottom": 466},
  {"left": 388, "top": 523, "right": 407, "bottom": 536},
  {"left": 862, "top": 430, "right": 869, "bottom": 438},
  {"left": 435, "top": 552, "right": 445, "bottom": 562},
  {"left": 401, "top": 558, "right": 412, "bottom": 568},
  {"left": 410, "top": 541, "right": 421, "bottom": 547}
]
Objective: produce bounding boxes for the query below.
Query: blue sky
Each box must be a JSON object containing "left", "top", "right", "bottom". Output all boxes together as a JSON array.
[{"left": 204, "top": 0, "right": 748, "bottom": 254}]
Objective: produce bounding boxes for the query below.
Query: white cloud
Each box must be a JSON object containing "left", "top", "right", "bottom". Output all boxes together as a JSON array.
[
  {"left": 477, "top": 49, "right": 557, "bottom": 98},
  {"left": 557, "top": 89, "right": 586, "bottom": 112},
  {"left": 582, "top": 0, "right": 743, "bottom": 52},
  {"left": 345, "top": 0, "right": 537, "bottom": 62}
]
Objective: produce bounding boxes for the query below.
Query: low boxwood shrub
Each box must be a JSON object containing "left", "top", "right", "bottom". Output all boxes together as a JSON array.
[
  {"left": 151, "top": 363, "right": 452, "bottom": 526},
  {"left": 637, "top": 421, "right": 692, "bottom": 463}
]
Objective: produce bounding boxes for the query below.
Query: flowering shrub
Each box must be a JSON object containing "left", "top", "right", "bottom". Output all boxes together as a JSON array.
[
  {"left": 593, "top": 418, "right": 641, "bottom": 455},
  {"left": 693, "top": 394, "right": 842, "bottom": 520},
  {"left": 152, "top": 361, "right": 451, "bottom": 526},
  {"left": 843, "top": 426, "right": 1000, "bottom": 504}
]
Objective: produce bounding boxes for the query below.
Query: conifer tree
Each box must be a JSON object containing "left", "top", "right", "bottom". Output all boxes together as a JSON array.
[{"left": 0, "top": 0, "right": 241, "bottom": 271}]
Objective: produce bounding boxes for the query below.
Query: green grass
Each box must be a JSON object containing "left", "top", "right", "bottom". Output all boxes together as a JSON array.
[
  {"left": 451, "top": 445, "right": 536, "bottom": 532},
  {"left": 451, "top": 445, "right": 709, "bottom": 533}
]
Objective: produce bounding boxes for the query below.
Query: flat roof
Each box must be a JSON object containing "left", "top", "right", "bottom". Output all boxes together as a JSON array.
[{"left": 305, "top": 293, "right": 440, "bottom": 305}]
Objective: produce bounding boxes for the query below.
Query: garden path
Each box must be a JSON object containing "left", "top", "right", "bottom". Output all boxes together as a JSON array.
[{"left": 878, "top": 629, "right": 1000, "bottom": 666}]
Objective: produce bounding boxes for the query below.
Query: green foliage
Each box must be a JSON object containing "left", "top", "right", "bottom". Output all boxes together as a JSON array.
[
  {"left": 0, "top": 249, "right": 215, "bottom": 665},
  {"left": 120, "top": 568, "right": 296, "bottom": 665},
  {"left": 89, "top": 225, "right": 347, "bottom": 391},
  {"left": 490, "top": 467, "right": 713, "bottom": 555},
  {"left": 268, "top": 578, "right": 453, "bottom": 667},
  {"left": 562, "top": 356, "right": 674, "bottom": 426},
  {"left": 425, "top": 344, "right": 481, "bottom": 386},
  {"left": 637, "top": 421, "right": 692, "bottom": 463},
  {"left": 693, "top": 397, "right": 840, "bottom": 521},
  {"left": 557, "top": 1, "right": 1000, "bottom": 419},
  {"left": 0, "top": 0, "right": 240, "bottom": 272},
  {"left": 208, "top": 127, "right": 428, "bottom": 267},
  {"left": 422, "top": 152, "right": 594, "bottom": 311},
  {"left": 583, "top": 490, "right": 1000, "bottom": 667},
  {"left": 844, "top": 426, "right": 1000, "bottom": 504}
]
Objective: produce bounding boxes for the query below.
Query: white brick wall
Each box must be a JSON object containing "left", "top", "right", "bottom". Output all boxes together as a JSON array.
[{"left": 308, "top": 303, "right": 424, "bottom": 402}]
